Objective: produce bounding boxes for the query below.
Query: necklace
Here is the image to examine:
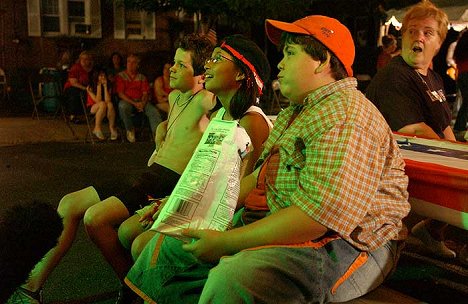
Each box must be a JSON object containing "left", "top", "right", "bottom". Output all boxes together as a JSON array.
[
  {"left": 166, "top": 90, "right": 201, "bottom": 134},
  {"left": 176, "top": 92, "right": 194, "bottom": 107},
  {"left": 415, "top": 71, "right": 446, "bottom": 103}
]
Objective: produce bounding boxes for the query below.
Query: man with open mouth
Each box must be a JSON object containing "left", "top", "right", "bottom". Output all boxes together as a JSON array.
[{"left": 366, "top": 0, "right": 457, "bottom": 261}]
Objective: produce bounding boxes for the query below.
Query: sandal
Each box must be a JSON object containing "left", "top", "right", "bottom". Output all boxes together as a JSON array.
[
  {"left": 92, "top": 130, "right": 106, "bottom": 141},
  {"left": 110, "top": 129, "right": 119, "bottom": 141},
  {"left": 8, "top": 286, "right": 43, "bottom": 304}
]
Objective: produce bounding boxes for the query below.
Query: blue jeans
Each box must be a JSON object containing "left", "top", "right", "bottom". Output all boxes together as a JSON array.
[
  {"left": 118, "top": 100, "right": 161, "bottom": 135},
  {"left": 126, "top": 233, "right": 399, "bottom": 304}
]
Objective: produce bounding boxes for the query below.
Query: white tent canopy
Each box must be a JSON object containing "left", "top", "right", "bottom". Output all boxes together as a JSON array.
[{"left": 384, "top": 0, "right": 468, "bottom": 32}]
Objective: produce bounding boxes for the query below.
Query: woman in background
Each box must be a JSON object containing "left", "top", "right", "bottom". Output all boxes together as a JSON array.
[{"left": 87, "top": 69, "right": 118, "bottom": 140}]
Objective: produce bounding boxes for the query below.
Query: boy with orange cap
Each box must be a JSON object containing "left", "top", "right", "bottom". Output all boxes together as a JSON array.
[{"left": 126, "top": 16, "right": 410, "bottom": 304}]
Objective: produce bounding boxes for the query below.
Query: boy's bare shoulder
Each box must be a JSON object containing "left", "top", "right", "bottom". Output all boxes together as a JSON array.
[
  {"left": 194, "top": 89, "right": 216, "bottom": 111},
  {"left": 168, "top": 89, "right": 180, "bottom": 102}
]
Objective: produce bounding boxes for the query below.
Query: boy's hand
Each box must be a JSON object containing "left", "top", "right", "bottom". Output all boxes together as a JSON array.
[{"left": 181, "top": 229, "right": 227, "bottom": 263}]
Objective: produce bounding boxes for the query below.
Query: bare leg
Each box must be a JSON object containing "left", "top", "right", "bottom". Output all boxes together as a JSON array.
[
  {"left": 131, "top": 230, "right": 157, "bottom": 261},
  {"left": 24, "top": 186, "right": 101, "bottom": 292},
  {"left": 84, "top": 196, "right": 132, "bottom": 280},
  {"left": 93, "top": 102, "right": 107, "bottom": 133},
  {"left": 118, "top": 214, "right": 146, "bottom": 250},
  {"left": 106, "top": 102, "right": 117, "bottom": 132}
]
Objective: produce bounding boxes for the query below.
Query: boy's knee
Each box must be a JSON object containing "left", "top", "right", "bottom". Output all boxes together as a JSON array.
[
  {"left": 83, "top": 205, "right": 103, "bottom": 229},
  {"left": 57, "top": 193, "right": 74, "bottom": 217},
  {"left": 57, "top": 192, "right": 84, "bottom": 219}
]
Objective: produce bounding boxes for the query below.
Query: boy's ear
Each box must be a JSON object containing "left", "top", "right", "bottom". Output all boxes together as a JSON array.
[
  {"left": 235, "top": 72, "right": 246, "bottom": 81},
  {"left": 315, "top": 52, "right": 331, "bottom": 74}
]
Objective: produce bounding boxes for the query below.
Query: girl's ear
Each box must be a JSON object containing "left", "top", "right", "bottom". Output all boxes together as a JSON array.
[
  {"left": 315, "top": 52, "right": 331, "bottom": 74},
  {"left": 235, "top": 72, "right": 246, "bottom": 81}
]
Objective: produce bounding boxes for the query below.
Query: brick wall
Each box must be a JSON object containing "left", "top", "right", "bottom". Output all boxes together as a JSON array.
[{"left": 0, "top": 0, "right": 176, "bottom": 112}]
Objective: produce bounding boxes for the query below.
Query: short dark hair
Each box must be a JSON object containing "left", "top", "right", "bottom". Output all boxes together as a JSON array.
[
  {"left": 280, "top": 33, "right": 348, "bottom": 80},
  {"left": 382, "top": 35, "right": 396, "bottom": 48},
  {"left": 175, "top": 34, "right": 214, "bottom": 76},
  {"left": 0, "top": 202, "right": 63, "bottom": 302}
]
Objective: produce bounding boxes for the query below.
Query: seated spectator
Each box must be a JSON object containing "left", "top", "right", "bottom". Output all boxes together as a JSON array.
[
  {"left": 106, "top": 51, "right": 125, "bottom": 88},
  {"left": 86, "top": 69, "right": 119, "bottom": 140},
  {"left": 2, "top": 202, "right": 62, "bottom": 303},
  {"left": 123, "top": 16, "right": 410, "bottom": 304},
  {"left": 120, "top": 34, "right": 273, "bottom": 263},
  {"left": 106, "top": 51, "right": 125, "bottom": 107},
  {"left": 376, "top": 34, "right": 400, "bottom": 70},
  {"left": 63, "top": 51, "right": 94, "bottom": 123},
  {"left": 116, "top": 54, "right": 162, "bottom": 143},
  {"left": 57, "top": 50, "right": 72, "bottom": 72},
  {"left": 366, "top": 0, "right": 456, "bottom": 258},
  {"left": 153, "top": 62, "right": 172, "bottom": 114},
  {"left": 56, "top": 50, "right": 72, "bottom": 85},
  {"left": 13, "top": 34, "right": 216, "bottom": 304}
]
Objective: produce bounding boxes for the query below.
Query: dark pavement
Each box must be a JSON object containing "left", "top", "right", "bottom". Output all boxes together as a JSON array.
[
  {"left": 1, "top": 134, "right": 155, "bottom": 303},
  {"left": 0, "top": 117, "right": 467, "bottom": 303}
]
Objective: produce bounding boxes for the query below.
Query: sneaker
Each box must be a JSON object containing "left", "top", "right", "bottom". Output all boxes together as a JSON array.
[
  {"left": 115, "top": 285, "right": 142, "bottom": 304},
  {"left": 126, "top": 130, "right": 136, "bottom": 143},
  {"left": 411, "top": 220, "right": 456, "bottom": 258},
  {"left": 7, "top": 287, "right": 43, "bottom": 304}
]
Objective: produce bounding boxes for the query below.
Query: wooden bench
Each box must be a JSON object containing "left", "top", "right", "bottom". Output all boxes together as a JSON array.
[{"left": 339, "top": 286, "right": 426, "bottom": 304}]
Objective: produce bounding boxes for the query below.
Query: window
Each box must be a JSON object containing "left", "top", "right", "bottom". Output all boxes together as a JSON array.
[
  {"left": 126, "top": 10, "right": 143, "bottom": 37},
  {"left": 41, "top": 0, "right": 60, "bottom": 33},
  {"left": 114, "top": 4, "right": 156, "bottom": 40},
  {"left": 27, "top": 0, "right": 101, "bottom": 37}
]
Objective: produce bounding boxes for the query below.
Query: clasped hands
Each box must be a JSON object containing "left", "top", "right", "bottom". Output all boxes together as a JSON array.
[{"left": 134, "top": 100, "right": 146, "bottom": 112}]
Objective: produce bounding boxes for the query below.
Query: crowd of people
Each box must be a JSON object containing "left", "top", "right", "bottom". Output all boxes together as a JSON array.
[
  {"left": 58, "top": 49, "right": 175, "bottom": 144},
  {"left": 4, "top": 0, "right": 466, "bottom": 303}
]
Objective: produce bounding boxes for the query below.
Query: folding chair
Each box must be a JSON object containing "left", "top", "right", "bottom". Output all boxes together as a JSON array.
[
  {"left": 80, "top": 94, "right": 95, "bottom": 144},
  {"left": 29, "top": 69, "right": 77, "bottom": 137},
  {"left": 0, "top": 67, "right": 10, "bottom": 106},
  {"left": 30, "top": 68, "right": 65, "bottom": 119}
]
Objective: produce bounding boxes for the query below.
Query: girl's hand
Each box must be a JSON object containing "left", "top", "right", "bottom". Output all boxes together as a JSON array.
[{"left": 138, "top": 203, "right": 159, "bottom": 227}]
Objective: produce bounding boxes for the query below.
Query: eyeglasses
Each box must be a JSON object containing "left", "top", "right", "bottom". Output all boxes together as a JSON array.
[{"left": 205, "top": 54, "right": 234, "bottom": 65}]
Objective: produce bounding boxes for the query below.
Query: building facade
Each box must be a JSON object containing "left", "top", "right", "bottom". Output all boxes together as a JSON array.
[{"left": 0, "top": 0, "right": 180, "bottom": 110}]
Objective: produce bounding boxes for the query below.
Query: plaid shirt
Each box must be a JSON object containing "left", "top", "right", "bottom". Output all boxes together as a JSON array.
[{"left": 261, "top": 78, "right": 410, "bottom": 251}]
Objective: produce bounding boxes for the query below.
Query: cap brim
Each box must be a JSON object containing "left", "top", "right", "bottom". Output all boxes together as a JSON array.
[{"left": 265, "top": 19, "right": 310, "bottom": 45}]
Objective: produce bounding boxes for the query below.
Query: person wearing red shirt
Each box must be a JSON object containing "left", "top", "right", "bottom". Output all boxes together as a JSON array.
[
  {"left": 116, "top": 54, "right": 162, "bottom": 143},
  {"left": 63, "top": 51, "right": 93, "bottom": 122}
]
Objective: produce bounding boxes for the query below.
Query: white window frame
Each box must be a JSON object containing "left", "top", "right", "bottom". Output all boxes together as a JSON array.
[
  {"left": 26, "top": 0, "right": 101, "bottom": 38},
  {"left": 113, "top": 3, "right": 156, "bottom": 40}
]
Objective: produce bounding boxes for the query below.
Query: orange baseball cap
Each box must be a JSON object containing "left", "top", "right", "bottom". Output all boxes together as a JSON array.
[{"left": 265, "top": 15, "right": 355, "bottom": 77}]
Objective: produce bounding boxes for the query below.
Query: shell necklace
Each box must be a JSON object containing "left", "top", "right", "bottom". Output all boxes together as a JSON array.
[{"left": 166, "top": 90, "right": 201, "bottom": 133}]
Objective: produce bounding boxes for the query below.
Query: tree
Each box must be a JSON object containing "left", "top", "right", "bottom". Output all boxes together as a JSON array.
[{"left": 113, "top": 0, "right": 313, "bottom": 35}]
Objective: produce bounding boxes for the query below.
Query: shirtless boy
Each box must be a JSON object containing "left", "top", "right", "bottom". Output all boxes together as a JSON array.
[{"left": 14, "top": 34, "right": 215, "bottom": 304}]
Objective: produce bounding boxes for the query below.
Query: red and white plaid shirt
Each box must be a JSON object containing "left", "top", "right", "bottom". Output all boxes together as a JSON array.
[{"left": 260, "top": 78, "right": 410, "bottom": 251}]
